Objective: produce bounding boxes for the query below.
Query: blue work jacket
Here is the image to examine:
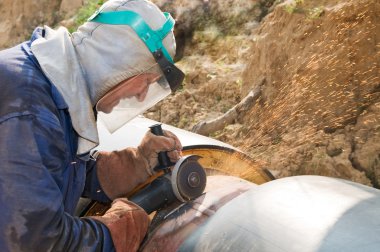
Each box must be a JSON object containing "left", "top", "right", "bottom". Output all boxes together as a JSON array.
[{"left": 0, "top": 28, "right": 115, "bottom": 251}]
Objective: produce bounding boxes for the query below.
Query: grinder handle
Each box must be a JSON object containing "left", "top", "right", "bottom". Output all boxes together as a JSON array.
[{"left": 150, "top": 124, "right": 175, "bottom": 172}]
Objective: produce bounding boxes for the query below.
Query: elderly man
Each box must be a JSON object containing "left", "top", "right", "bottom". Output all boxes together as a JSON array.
[{"left": 0, "top": 0, "right": 184, "bottom": 251}]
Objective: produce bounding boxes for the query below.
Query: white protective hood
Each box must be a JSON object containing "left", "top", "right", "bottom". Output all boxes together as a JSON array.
[{"left": 31, "top": 0, "right": 176, "bottom": 155}]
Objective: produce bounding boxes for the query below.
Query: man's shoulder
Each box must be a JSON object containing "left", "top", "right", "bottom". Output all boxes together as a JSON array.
[{"left": 0, "top": 44, "right": 59, "bottom": 124}]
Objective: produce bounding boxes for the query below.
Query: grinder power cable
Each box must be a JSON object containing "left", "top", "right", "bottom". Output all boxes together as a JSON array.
[{"left": 129, "top": 124, "right": 207, "bottom": 214}]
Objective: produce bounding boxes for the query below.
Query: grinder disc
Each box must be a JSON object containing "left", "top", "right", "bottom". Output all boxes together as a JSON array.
[{"left": 171, "top": 155, "right": 207, "bottom": 202}]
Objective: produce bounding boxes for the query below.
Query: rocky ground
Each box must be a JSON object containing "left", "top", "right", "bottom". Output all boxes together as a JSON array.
[{"left": 1, "top": 0, "right": 379, "bottom": 187}]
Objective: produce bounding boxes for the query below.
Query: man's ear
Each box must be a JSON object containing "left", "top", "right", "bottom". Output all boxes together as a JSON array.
[{"left": 147, "top": 73, "right": 161, "bottom": 83}]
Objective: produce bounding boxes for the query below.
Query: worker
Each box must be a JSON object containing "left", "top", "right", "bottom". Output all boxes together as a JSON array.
[{"left": 0, "top": 0, "right": 184, "bottom": 251}]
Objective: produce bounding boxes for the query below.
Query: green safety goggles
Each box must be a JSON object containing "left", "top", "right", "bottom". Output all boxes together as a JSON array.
[{"left": 88, "top": 10, "right": 185, "bottom": 92}]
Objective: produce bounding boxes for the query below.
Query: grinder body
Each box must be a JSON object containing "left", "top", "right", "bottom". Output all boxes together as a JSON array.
[{"left": 130, "top": 175, "right": 175, "bottom": 214}]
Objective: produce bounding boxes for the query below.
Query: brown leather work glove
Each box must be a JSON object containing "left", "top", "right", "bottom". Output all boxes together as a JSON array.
[
  {"left": 91, "top": 198, "right": 149, "bottom": 252},
  {"left": 96, "top": 130, "right": 182, "bottom": 200},
  {"left": 137, "top": 130, "right": 182, "bottom": 173}
]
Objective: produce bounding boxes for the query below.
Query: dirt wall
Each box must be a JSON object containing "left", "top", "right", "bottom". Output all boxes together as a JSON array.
[
  {"left": 239, "top": 0, "right": 380, "bottom": 186},
  {"left": 0, "top": 0, "right": 83, "bottom": 49}
]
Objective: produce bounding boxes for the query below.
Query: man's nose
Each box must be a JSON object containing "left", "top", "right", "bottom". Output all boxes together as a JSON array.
[{"left": 136, "top": 88, "right": 148, "bottom": 102}]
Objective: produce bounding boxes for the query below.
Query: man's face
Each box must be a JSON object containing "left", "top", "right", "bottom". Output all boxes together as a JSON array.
[{"left": 97, "top": 73, "right": 160, "bottom": 113}]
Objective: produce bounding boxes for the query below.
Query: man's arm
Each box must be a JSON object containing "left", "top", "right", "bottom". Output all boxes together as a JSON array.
[{"left": 0, "top": 114, "right": 114, "bottom": 251}]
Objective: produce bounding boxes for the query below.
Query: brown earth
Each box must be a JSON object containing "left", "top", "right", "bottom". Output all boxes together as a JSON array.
[{"left": 1, "top": 0, "right": 379, "bottom": 187}]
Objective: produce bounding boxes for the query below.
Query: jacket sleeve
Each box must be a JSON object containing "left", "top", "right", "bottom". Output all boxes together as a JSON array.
[
  {"left": 83, "top": 157, "right": 112, "bottom": 203},
  {"left": 0, "top": 114, "right": 115, "bottom": 252}
]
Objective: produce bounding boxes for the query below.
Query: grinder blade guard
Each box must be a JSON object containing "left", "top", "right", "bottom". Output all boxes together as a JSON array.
[{"left": 172, "top": 155, "right": 207, "bottom": 202}]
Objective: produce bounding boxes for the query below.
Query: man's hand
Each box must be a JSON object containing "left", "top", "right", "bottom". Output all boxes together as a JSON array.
[
  {"left": 96, "top": 130, "right": 183, "bottom": 199},
  {"left": 91, "top": 198, "right": 149, "bottom": 252},
  {"left": 138, "top": 130, "right": 182, "bottom": 175}
]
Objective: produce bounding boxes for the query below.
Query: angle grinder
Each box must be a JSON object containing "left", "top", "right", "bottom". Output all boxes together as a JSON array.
[{"left": 129, "top": 124, "right": 207, "bottom": 214}]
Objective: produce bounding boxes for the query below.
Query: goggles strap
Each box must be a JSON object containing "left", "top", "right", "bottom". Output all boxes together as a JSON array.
[
  {"left": 88, "top": 10, "right": 174, "bottom": 63},
  {"left": 153, "top": 49, "right": 184, "bottom": 92}
]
